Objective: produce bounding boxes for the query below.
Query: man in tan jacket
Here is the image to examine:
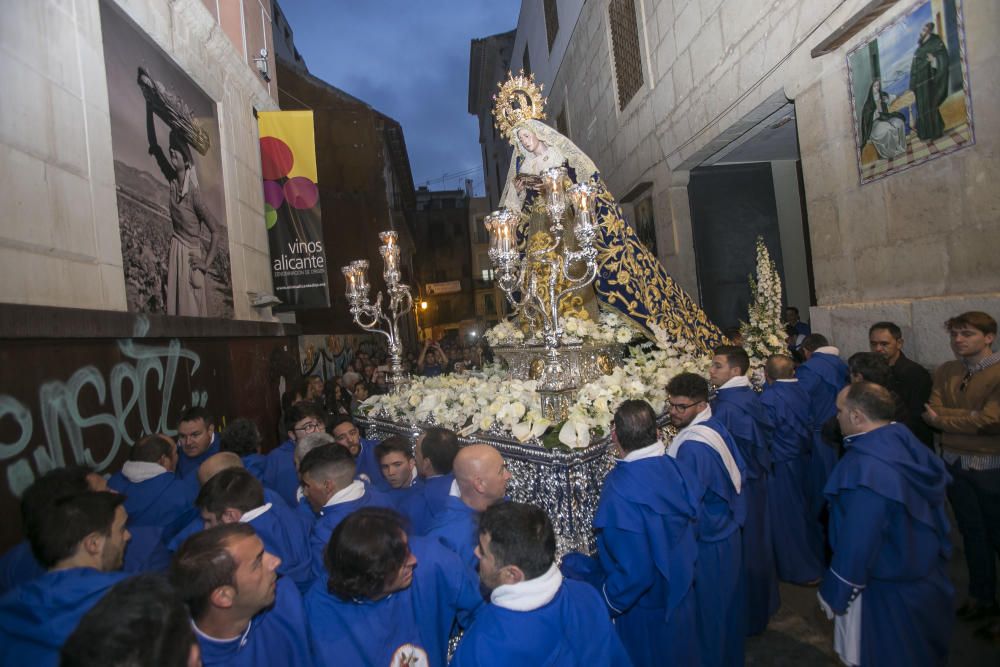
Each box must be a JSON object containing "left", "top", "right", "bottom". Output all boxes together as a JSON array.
[{"left": 924, "top": 311, "right": 1000, "bottom": 634}]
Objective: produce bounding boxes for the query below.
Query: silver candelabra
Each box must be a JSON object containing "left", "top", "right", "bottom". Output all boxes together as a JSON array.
[
  {"left": 341, "top": 231, "right": 412, "bottom": 392},
  {"left": 484, "top": 167, "right": 599, "bottom": 391}
]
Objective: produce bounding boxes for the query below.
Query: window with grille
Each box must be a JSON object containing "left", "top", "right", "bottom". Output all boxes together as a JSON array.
[
  {"left": 522, "top": 44, "right": 531, "bottom": 76},
  {"left": 608, "top": 0, "right": 643, "bottom": 111},
  {"left": 544, "top": 0, "right": 559, "bottom": 52}
]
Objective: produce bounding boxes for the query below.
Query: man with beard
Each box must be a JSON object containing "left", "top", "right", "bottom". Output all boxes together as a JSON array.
[{"left": 910, "top": 21, "right": 950, "bottom": 141}]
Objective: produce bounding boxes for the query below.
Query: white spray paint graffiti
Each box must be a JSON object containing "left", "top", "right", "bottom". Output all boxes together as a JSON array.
[{"left": 0, "top": 325, "right": 208, "bottom": 498}]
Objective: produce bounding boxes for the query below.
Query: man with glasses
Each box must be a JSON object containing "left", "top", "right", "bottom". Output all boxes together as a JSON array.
[
  {"left": 329, "top": 415, "right": 387, "bottom": 491},
  {"left": 263, "top": 403, "right": 328, "bottom": 507},
  {"left": 665, "top": 372, "right": 748, "bottom": 667},
  {"left": 923, "top": 311, "right": 1000, "bottom": 634}
]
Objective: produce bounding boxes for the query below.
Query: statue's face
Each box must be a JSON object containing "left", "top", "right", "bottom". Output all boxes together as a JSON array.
[
  {"left": 872, "top": 78, "right": 881, "bottom": 94},
  {"left": 517, "top": 128, "right": 540, "bottom": 154}
]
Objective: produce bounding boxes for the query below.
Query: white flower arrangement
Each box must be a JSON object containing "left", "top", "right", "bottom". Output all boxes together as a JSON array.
[
  {"left": 739, "top": 237, "right": 786, "bottom": 369},
  {"left": 365, "top": 311, "right": 707, "bottom": 450},
  {"left": 484, "top": 309, "right": 637, "bottom": 347}
]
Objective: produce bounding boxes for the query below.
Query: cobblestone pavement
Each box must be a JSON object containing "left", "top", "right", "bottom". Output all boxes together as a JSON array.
[{"left": 747, "top": 536, "right": 1000, "bottom": 666}]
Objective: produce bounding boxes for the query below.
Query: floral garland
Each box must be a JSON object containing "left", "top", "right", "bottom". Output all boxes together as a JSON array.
[
  {"left": 363, "top": 311, "right": 708, "bottom": 449},
  {"left": 739, "top": 237, "right": 786, "bottom": 369},
  {"left": 484, "top": 310, "right": 636, "bottom": 347}
]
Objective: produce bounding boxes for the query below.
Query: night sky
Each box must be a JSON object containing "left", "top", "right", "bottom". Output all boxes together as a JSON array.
[{"left": 277, "top": 1, "right": 522, "bottom": 194}]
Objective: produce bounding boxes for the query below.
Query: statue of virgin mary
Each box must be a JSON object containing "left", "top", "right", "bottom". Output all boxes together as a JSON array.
[{"left": 494, "top": 75, "right": 725, "bottom": 355}]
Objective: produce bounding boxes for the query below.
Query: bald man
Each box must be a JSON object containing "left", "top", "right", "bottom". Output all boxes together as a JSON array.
[
  {"left": 168, "top": 452, "right": 307, "bottom": 552},
  {"left": 421, "top": 444, "right": 510, "bottom": 570}
]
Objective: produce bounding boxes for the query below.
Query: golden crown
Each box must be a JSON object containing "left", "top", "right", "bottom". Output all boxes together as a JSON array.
[{"left": 492, "top": 71, "right": 547, "bottom": 140}]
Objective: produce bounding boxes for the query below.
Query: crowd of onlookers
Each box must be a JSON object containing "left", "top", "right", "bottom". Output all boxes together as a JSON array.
[{"left": 0, "top": 309, "right": 996, "bottom": 667}]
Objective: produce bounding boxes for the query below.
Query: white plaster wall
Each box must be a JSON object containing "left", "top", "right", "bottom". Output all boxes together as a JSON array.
[
  {"left": 0, "top": 0, "right": 278, "bottom": 319},
  {"left": 517, "top": 0, "right": 999, "bottom": 365}
]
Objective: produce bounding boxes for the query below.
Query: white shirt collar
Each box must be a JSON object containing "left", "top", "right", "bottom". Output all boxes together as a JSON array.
[
  {"left": 718, "top": 375, "right": 751, "bottom": 390},
  {"left": 776, "top": 378, "right": 798, "bottom": 383},
  {"left": 691, "top": 404, "right": 713, "bottom": 426},
  {"left": 621, "top": 440, "right": 666, "bottom": 462},
  {"left": 322, "top": 480, "right": 366, "bottom": 509},
  {"left": 490, "top": 563, "right": 563, "bottom": 612},
  {"left": 815, "top": 346, "right": 840, "bottom": 356},
  {"left": 239, "top": 504, "right": 272, "bottom": 523},
  {"left": 449, "top": 478, "right": 461, "bottom": 497},
  {"left": 121, "top": 461, "right": 170, "bottom": 483}
]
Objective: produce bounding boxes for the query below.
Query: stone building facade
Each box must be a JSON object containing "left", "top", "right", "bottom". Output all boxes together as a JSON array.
[{"left": 503, "top": 0, "right": 999, "bottom": 364}]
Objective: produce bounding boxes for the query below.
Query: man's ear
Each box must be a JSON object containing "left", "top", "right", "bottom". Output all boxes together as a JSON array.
[
  {"left": 501, "top": 564, "right": 526, "bottom": 585},
  {"left": 207, "top": 423, "right": 216, "bottom": 436},
  {"left": 221, "top": 508, "right": 243, "bottom": 524},
  {"left": 81, "top": 531, "right": 105, "bottom": 559},
  {"left": 210, "top": 585, "right": 236, "bottom": 610}
]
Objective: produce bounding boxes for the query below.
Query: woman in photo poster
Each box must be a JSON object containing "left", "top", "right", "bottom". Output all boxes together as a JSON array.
[
  {"left": 861, "top": 78, "right": 908, "bottom": 160},
  {"left": 139, "top": 68, "right": 224, "bottom": 317}
]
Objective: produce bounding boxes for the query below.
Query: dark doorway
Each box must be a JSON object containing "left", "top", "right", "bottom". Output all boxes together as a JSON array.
[{"left": 689, "top": 164, "right": 785, "bottom": 329}]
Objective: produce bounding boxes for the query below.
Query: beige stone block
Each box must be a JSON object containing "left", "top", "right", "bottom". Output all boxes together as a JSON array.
[
  {"left": 960, "top": 151, "right": 1000, "bottom": 229},
  {"left": 91, "top": 181, "right": 124, "bottom": 264},
  {"left": 98, "top": 262, "right": 128, "bottom": 311},
  {"left": 945, "top": 230, "right": 1000, "bottom": 295},
  {"left": 49, "top": 163, "right": 99, "bottom": 257},
  {"left": 0, "top": 144, "right": 53, "bottom": 247},
  {"left": 910, "top": 294, "right": 1000, "bottom": 365},
  {"left": 0, "top": 62, "right": 52, "bottom": 162},
  {"left": 804, "top": 195, "right": 842, "bottom": 259},
  {"left": 1, "top": 0, "right": 81, "bottom": 99},
  {"left": 49, "top": 81, "right": 90, "bottom": 177},
  {"left": 83, "top": 103, "right": 116, "bottom": 188},
  {"left": 690, "top": 19, "right": 723, "bottom": 84},
  {"left": 837, "top": 184, "right": 889, "bottom": 251},
  {"left": 855, "top": 238, "right": 947, "bottom": 301},
  {"left": 884, "top": 162, "right": 963, "bottom": 243},
  {"left": 810, "top": 254, "right": 855, "bottom": 305},
  {"left": 674, "top": 1, "right": 701, "bottom": 54},
  {"left": 0, "top": 244, "right": 104, "bottom": 309},
  {"left": 672, "top": 49, "right": 693, "bottom": 101}
]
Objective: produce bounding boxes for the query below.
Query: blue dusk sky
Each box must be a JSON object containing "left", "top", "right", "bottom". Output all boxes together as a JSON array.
[{"left": 277, "top": 1, "right": 522, "bottom": 193}]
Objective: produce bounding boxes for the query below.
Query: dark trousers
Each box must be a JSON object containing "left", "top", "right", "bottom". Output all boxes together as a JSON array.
[{"left": 947, "top": 462, "right": 1000, "bottom": 604}]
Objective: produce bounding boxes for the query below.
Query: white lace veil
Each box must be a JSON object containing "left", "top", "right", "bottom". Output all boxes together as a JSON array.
[{"left": 500, "top": 119, "right": 601, "bottom": 210}]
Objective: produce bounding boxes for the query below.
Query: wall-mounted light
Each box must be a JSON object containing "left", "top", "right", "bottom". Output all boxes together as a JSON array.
[{"left": 254, "top": 48, "right": 270, "bottom": 82}]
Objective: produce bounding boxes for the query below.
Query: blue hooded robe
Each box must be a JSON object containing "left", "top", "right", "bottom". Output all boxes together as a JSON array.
[
  {"left": 760, "top": 380, "right": 825, "bottom": 584},
  {"left": 586, "top": 451, "right": 701, "bottom": 666},
  {"left": 819, "top": 423, "right": 954, "bottom": 667},
  {"left": 421, "top": 492, "right": 480, "bottom": 572},
  {"left": 308, "top": 487, "right": 394, "bottom": 579},
  {"left": 711, "top": 384, "right": 780, "bottom": 635},
  {"left": 0, "top": 567, "right": 127, "bottom": 667},
  {"left": 451, "top": 578, "right": 633, "bottom": 667},
  {"left": 671, "top": 414, "right": 748, "bottom": 667},
  {"left": 194, "top": 576, "right": 314, "bottom": 667},
  {"left": 262, "top": 439, "right": 299, "bottom": 508},
  {"left": 796, "top": 351, "right": 848, "bottom": 498},
  {"left": 304, "top": 535, "right": 482, "bottom": 667},
  {"left": 107, "top": 468, "right": 199, "bottom": 540},
  {"left": 245, "top": 504, "right": 314, "bottom": 594}
]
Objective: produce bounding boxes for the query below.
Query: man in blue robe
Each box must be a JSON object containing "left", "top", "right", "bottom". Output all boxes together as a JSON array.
[
  {"left": 108, "top": 434, "right": 199, "bottom": 541},
  {"left": 454, "top": 502, "right": 631, "bottom": 665},
  {"left": 171, "top": 523, "right": 314, "bottom": 667},
  {"left": 761, "top": 354, "right": 825, "bottom": 584},
  {"left": 422, "top": 443, "right": 510, "bottom": 571},
  {"left": 562, "top": 400, "right": 700, "bottom": 665},
  {"left": 709, "top": 345, "right": 780, "bottom": 635},
  {"left": 1, "top": 467, "right": 169, "bottom": 594},
  {"left": 305, "top": 507, "right": 482, "bottom": 667},
  {"left": 197, "top": 468, "right": 314, "bottom": 593},
  {"left": 299, "top": 444, "right": 393, "bottom": 579},
  {"left": 375, "top": 435, "right": 425, "bottom": 526},
  {"left": 666, "top": 372, "right": 748, "bottom": 667},
  {"left": 220, "top": 417, "right": 269, "bottom": 481},
  {"left": 410, "top": 427, "right": 460, "bottom": 534},
  {"left": 176, "top": 407, "right": 221, "bottom": 479},
  {"left": 819, "top": 382, "right": 954, "bottom": 666},
  {"left": 330, "top": 414, "right": 387, "bottom": 491},
  {"left": 0, "top": 491, "right": 131, "bottom": 667},
  {"left": 263, "top": 403, "right": 327, "bottom": 507},
  {"left": 797, "top": 334, "right": 849, "bottom": 503}
]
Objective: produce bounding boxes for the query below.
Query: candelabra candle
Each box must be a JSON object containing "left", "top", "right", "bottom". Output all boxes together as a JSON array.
[
  {"left": 567, "top": 183, "right": 598, "bottom": 246},
  {"left": 541, "top": 167, "right": 568, "bottom": 226}
]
